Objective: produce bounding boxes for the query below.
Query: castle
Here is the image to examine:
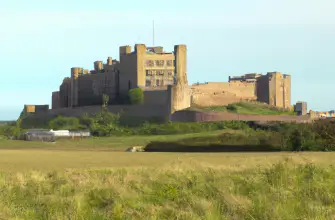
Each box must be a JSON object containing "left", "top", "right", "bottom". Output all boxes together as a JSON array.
[{"left": 25, "top": 43, "right": 292, "bottom": 117}]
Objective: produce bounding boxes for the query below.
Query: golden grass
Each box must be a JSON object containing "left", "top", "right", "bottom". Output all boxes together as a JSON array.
[
  {"left": 0, "top": 148, "right": 334, "bottom": 172},
  {"left": 0, "top": 158, "right": 335, "bottom": 219},
  {"left": 1, "top": 133, "right": 335, "bottom": 219}
]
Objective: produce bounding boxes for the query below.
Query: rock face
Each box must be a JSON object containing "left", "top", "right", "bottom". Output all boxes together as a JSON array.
[{"left": 125, "top": 146, "right": 145, "bottom": 152}]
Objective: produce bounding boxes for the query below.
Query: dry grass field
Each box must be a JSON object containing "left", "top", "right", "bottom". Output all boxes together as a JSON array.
[
  {"left": 1, "top": 131, "right": 334, "bottom": 172},
  {"left": 1, "top": 134, "right": 335, "bottom": 219},
  {"left": 1, "top": 148, "right": 335, "bottom": 172}
]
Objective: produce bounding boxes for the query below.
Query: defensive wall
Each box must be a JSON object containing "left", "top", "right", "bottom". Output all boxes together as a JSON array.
[
  {"left": 24, "top": 105, "right": 49, "bottom": 114},
  {"left": 43, "top": 104, "right": 169, "bottom": 118},
  {"left": 191, "top": 82, "right": 257, "bottom": 106},
  {"left": 170, "top": 110, "right": 311, "bottom": 123},
  {"left": 142, "top": 86, "right": 169, "bottom": 106},
  {"left": 24, "top": 81, "right": 191, "bottom": 125},
  {"left": 190, "top": 72, "right": 291, "bottom": 109}
]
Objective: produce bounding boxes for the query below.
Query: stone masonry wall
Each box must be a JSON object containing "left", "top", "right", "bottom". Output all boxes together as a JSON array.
[
  {"left": 191, "top": 82, "right": 256, "bottom": 106},
  {"left": 171, "top": 110, "right": 311, "bottom": 123},
  {"left": 48, "top": 105, "right": 168, "bottom": 118},
  {"left": 143, "top": 88, "right": 169, "bottom": 106}
]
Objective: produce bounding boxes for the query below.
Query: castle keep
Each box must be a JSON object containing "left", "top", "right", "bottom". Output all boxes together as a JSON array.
[{"left": 52, "top": 44, "right": 190, "bottom": 111}]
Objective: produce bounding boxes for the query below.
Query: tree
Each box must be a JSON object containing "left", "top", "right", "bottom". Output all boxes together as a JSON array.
[
  {"left": 128, "top": 88, "right": 144, "bottom": 105},
  {"left": 102, "top": 94, "right": 110, "bottom": 110},
  {"left": 49, "top": 116, "right": 80, "bottom": 130}
]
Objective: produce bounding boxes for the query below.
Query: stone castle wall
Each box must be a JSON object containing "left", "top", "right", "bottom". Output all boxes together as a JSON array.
[
  {"left": 24, "top": 105, "right": 49, "bottom": 114},
  {"left": 42, "top": 104, "right": 169, "bottom": 118},
  {"left": 168, "top": 84, "right": 191, "bottom": 112},
  {"left": 191, "top": 82, "right": 257, "bottom": 106},
  {"left": 142, "top": 87, "right": 169, "bottom": 106},
  {"left": 171, "top": 110, "right": 311, "bottom": 123},
  {"left": 77, "top": 71, "right": 119, "bottom": 106}
]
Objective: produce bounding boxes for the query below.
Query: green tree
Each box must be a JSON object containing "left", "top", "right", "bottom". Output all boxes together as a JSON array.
[
  {"left": 102, "top": 94, "right": 110, "bottom": 111},
  {"left": 128, "top": 88, "right": 144, "bottom": 105},
  {"left": 49, "top": 116, "right": 80, "bottom": 130}
]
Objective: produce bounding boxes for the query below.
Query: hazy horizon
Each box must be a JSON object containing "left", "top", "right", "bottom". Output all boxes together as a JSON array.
[{"left": 1, "top": 0, "right": 334, "bottom": 120}]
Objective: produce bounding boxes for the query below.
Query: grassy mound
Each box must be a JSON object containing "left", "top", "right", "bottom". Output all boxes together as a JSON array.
[
  {"left": 191, "top": 101, "right": 295, "bottom": 115},
  {"left": 0, "top": 160, "right": 334, "bottom": 219}
]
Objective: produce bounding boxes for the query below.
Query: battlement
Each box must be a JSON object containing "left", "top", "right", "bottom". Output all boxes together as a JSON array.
[
  {"left": 24, "top": 104, "right": 49, "bottom": 114},
  {"left": 229, "top": 73, "right": 262, "bottom": 83}
]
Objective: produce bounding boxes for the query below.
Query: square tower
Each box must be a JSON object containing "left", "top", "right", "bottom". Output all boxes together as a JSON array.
[
  {"left": 256, "top": 72, "right": 291, "bottom": 108},
  {"left": 118, "top": 44, "right": 186, "bottom": 95}
]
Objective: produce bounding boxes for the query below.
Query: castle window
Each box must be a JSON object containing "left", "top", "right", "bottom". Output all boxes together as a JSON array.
[
  {"left": 155, "top": 60, "right": 164, "bottom": 67},
  {"left": 146, "top": 60, "right": 154, "bottom": 67},
  {"left": 156, "top": 79, "right": 160, "bottom": 86},
  {"left": 156, "top": 70, "right": 164, "bottom": 76},
  {"left": 146, "top": 80, "right": 151, "bottom": 87},
  {"left": 166, "top": 60, "right": 173, "bottom": 66},
  {"left": 167, "top": 71, "right": 173, "bottom": 76}
]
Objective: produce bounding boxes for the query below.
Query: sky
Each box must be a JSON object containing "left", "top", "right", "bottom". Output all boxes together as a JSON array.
[{"left": 0, "top": 0, "right": 334, "bottom": 120}]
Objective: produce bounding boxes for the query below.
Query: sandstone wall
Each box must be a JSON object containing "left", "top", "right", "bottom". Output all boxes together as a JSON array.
[
  {"left": 171, "top": 110, "right": 311, "bottom": 123},
  {"left": 168, "top": 84, "right": 191, "bottom": 112},
  {"left": 191, "top": 82, "right": 256, "bottom": 106},
  {"left": 256, "top": 73, "right": 291, "bottom": 108}
]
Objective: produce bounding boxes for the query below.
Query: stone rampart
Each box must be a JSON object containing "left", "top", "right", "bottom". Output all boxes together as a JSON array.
[
  {"left": 143, "top": 87, "right": 169, "bottom": 106},
  {"left": 191, "top": 82, "right": 256, "bottom": 106},
  {"left": 33, "top": 104, "right": 168, "bottom": 119},
  {"left": 171, "top": 110, "right": 311, "bottom": 123}
]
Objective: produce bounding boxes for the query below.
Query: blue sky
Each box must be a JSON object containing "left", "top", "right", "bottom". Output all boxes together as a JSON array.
[{"left": 0, "top": 0, "right": 334, "bottom": 120}]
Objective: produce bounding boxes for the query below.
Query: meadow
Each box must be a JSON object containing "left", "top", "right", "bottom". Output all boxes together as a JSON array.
[
  {"left": 0, "top": 144, "right": 334, "bottom": 219},
  {"left": 1, "top": 131, "right": 335, "bottom": 219}
]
